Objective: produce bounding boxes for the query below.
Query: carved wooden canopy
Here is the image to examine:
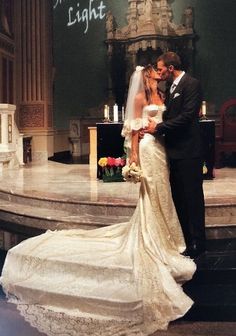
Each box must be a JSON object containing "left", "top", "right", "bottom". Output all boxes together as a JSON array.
[{"left": 104, "top": 0, "right": 196, "bottom": 105}]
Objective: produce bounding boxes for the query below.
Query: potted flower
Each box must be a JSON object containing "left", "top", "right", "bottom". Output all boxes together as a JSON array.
[{"left": 98, "top": 156, "right": 126, "bottom": 182}]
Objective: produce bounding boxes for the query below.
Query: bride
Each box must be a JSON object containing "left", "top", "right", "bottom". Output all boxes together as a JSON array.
[{"left": 0, "top": 65, "right": 196, "bottom": 336}]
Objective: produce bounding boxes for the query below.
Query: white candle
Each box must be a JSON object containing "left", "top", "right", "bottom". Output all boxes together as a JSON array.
[
  {"left": 113, "top": 104, "right": 118, "bottom": 122},
  {"left": 107, "top": 106, "right": 110, "bottom": 120},
  {"left": 122, "top": 106, "right": 125, "bottom": 121},
  {"left": 104, "top": 105, "right": 108, "bottom": 119},
  {"left": 202, "top": 101, "right": 206, "bottom": 116}
]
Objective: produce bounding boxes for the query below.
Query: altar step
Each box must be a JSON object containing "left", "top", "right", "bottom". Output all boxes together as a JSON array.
[
  {"left": 0, "top": 189, "right": 131, "bottom": 236},
  {"left": 183, "top": 238, "right": 236, "bottom": 322},
  {"left": 0, "top": 188, "right": 235, "bottom": 239}
]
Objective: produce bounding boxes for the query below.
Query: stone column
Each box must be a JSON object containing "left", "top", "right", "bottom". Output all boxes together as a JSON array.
[{"left": 14, "top": 0, "right": 53, "bottom": 163}]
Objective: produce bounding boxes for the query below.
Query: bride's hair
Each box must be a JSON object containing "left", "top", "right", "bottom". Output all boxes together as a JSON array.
[
  {"left": 142, "top": 65, "right": 153, "bottom": 105},
  {"left": 142, "top": 64, "right": 165, "bottom": 104},
  {"left": 121, "top": 64, "right": 163, "bottom": 151}
]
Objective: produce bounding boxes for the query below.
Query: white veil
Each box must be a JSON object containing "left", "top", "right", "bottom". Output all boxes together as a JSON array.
[{"left": 121, "top": 66, "right": 144, "bottom": 152}]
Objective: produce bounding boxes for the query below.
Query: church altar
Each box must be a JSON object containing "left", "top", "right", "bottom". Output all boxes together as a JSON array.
[{"left": 89, "top": 120, "right": 215, "bottom": 180}]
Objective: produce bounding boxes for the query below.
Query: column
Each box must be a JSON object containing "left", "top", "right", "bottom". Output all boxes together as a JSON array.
[{"left": 14, "top": 0, "right": 54, "bottom": 162}]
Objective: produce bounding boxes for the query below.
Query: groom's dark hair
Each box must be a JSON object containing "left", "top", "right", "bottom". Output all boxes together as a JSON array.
[{"left": 157, "top": 52, "right": 182, "bottom": 70}]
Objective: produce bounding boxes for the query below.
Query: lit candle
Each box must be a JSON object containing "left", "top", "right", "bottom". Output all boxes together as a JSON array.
[
  {"left": 113, "top": 104, "right": 118, "bottom": 122},
  {"left": 104, "top": 105, "right": 108, "bottom": 119},
  {"left": 202, "top": 101, "right": 206, "bottom": 116}
]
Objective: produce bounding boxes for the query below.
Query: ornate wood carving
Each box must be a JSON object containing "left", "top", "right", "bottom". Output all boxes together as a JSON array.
[
  {"left": 105, "top": 0, "right": 196, "bottom": 105},
  {"left": 19, "top": 104, "right": 44, "bottom": 128}
]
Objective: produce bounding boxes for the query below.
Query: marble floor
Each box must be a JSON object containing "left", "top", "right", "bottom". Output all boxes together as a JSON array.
[
  {"left": 0, "top": 162, "right": 236, "bottom": 336},
  {"left": 0, "top": 161, "right": 235, "bottom": 235},
  {"left": 0, "top": 161, "right": 235, "bottom": 206}
]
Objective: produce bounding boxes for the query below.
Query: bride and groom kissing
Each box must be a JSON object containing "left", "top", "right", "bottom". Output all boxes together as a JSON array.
[
  {"left": 0, "top": 51, "right": 206, "bottom": 336},
  {"left": 143, "top": 51, "right": 206, "bottom": 259}
]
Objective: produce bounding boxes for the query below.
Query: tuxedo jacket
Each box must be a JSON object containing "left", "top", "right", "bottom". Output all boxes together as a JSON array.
[{"left": 157, "top": 73, "right": 203, "bottom": 160}]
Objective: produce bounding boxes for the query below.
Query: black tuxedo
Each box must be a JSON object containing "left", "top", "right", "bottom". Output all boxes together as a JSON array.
[
  {"left": 158, "top": 73, "right": 203, "bottom": 159},
  {"left": 156, "top": 73, "right": 206, "bottom": 252}
]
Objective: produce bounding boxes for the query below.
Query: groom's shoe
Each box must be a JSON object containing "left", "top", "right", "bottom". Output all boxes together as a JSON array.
[{"left": 183, "top": 241, "right": 206, "bottom": 258}]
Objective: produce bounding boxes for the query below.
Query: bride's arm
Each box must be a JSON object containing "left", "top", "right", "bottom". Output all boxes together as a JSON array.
[{"left": 129, "top": 94, "right": 143, "bottom": 165}]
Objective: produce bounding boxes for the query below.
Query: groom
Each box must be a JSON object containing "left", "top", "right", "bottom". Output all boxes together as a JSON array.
[{"left": 145, "top": 52, "right": 206, "bottom": 258}]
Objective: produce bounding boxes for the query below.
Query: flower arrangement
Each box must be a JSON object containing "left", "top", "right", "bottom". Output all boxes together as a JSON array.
[
  {"left": 122, "top": 162, "right": 143, "bottom": 183},
  {"left": 98, "top": 156, "right": 126, "bottom": 182}
]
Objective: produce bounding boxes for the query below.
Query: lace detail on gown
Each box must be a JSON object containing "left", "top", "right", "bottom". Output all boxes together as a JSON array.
[
  {"left": 1, "top": 105, "right": 196, "bottom": 336},
  {"left": 14, "top": 303, "right": 144, "bottom": 336}
]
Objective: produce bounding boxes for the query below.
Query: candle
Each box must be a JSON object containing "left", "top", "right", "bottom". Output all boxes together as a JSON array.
[
  {"left": 122, "top": 106, "right": 125, "bottom": 121},
  {"left": 113, "top": 104, "right": 118, "bottom": 122},
  {"left": 104, "top": 105, "right": 108, "bottom": 119},
  {"left": 107, "top": 106, "right": 110, "bottom": 120},
  {"left": 202, "top": 101, "right": 206, "bottom": 116}
]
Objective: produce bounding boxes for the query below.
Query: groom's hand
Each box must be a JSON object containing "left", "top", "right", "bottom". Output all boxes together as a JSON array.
[
  {"left": 139, "top": 129, "right": 145, "bottom": 140},
  {"left": 144, "top": 117, "right": 157, "bottom": 134}
]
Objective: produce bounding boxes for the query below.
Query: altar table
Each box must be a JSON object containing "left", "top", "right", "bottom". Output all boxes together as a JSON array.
[{"left": 89, "top": 120, "right": 215, "bottom": 180}]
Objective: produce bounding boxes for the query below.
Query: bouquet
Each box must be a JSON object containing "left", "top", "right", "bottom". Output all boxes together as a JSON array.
[{"left": 122, "top": 162, "right": 143, "bottom": 183}]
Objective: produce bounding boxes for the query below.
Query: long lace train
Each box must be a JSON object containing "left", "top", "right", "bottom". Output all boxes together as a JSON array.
[{"left": 1, "top": 106, "right": 196, "bottom": 336}]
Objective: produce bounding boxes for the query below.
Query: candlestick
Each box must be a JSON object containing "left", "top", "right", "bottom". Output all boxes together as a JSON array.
[
  {"left": 113, "top": 104, "right": 118, "bottom": 122},
  {"left": 200, "top": 101, "right": 208, "bottom": 120}
]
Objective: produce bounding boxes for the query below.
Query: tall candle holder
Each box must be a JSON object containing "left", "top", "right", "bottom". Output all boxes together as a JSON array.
[
  {"left": 103, "top": 117, "right": 112, "bottom": 123},
  {"left": 103, "top": 105, "right": 111, "bottom": 123},
  {"left": 200, "top": 101, "right": 208, "bottom": 120}
]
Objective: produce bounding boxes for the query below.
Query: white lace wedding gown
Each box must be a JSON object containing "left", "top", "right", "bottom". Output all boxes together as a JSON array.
[{"left": 1, "top": 105, "right": 196, "bottom": 336}]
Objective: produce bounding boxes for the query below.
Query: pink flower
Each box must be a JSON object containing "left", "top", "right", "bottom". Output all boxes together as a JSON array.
[
  {"left": 114, "top": 157, "right": 126, "bottom": 167},
  {"left": 107, "top": 157, "right": 116, "bottom": 166},
  {"left": 120, "top": 158, "right": 126, "bottom": 166},
  {"left": 114, "top": 157, "right": 122, "bottom": 166}
]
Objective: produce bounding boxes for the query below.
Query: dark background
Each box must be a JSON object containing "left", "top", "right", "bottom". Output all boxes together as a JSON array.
[{"left": 53, "top": 0, "right": 236, "bottom": 129}]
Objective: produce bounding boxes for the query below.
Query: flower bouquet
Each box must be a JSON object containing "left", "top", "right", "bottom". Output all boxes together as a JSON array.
[
  {"left": 122, "top": 162, "right": 143, "bottom": 183},
  {"left": 98, "top": 156, "right": 126, "bottom": 182}
]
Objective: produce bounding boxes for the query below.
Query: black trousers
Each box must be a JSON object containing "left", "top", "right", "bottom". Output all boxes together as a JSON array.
[{"left": 169, "top": 157, "right": 206, "bottom": 247}]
